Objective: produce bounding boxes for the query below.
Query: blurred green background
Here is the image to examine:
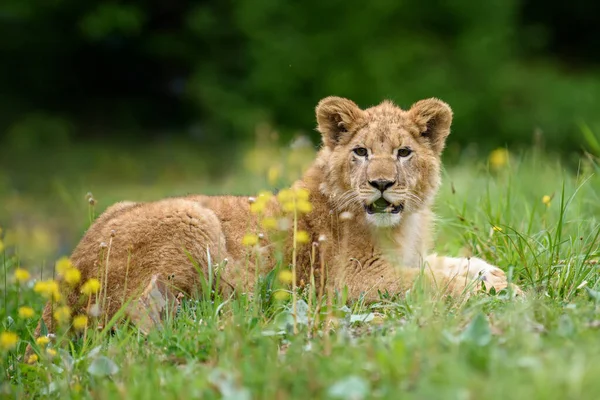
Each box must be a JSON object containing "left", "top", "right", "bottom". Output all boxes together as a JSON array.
[
  {"left": 1, "top": 0, "right": 599, "bottom": 262},
  {"left": 1, "top": 0, "right": 600, "bottom": 152}
]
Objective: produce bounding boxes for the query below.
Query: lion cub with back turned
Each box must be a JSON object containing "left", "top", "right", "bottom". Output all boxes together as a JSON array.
[{"left": 39, "top": 96, "right": 516, "bottom": 332}]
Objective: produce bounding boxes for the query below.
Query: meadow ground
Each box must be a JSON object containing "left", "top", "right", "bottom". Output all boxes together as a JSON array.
[{"left": 1, "top": 143, "right": 600, "bottom": 399}]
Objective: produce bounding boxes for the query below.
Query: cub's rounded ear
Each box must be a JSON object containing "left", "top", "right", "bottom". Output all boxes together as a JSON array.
[
  {"left": 316, "top": 96, "right": 364, "bottom": 148},
  {"left": 408, "top": 98, "right": 453, "bottom": 155}
]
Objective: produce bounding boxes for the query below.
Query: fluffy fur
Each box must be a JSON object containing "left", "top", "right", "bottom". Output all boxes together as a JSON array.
[{"left": 38, "top": 97, "right": 516, "bottom": 332}]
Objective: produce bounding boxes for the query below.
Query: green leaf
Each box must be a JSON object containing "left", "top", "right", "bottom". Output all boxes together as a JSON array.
[{"left": 460, "top": 313, "right": 492, "bottom": 346}]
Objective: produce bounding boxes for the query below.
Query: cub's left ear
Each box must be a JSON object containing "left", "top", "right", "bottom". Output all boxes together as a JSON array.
[{"left": 408, "top": 98, "right": 453, "bottom": 154}]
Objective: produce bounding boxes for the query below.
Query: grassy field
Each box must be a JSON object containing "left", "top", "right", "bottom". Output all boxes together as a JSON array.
[{"left": 1, "top": 143, "right": 600, "bottom": 399}]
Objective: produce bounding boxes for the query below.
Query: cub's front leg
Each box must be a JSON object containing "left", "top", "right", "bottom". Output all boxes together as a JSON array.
[{"left": 425, "top": 254, "right": 521, "bottom": 295}]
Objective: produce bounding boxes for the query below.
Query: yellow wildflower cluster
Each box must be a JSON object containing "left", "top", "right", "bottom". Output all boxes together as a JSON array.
[
  {"left": 242, "top": 233, "right": 259, "bottom": 247},
  {"left": 27, "top": 354, "right": 39, "bottom": 364},
  {"left": 0, "top": 332, "right": 18, "bottom": 351},
  {"left": 277, "top": 188, "right": 312, "bottom": 214},
  {"left": 73, "top": 315, "right": 88, "bottom": 330},
  {"left": 489, "top": 148, "right": 509, "bottom": 170},
  {"left": 34, "top": 280, "right": 61, "bottom": 301},
  {"left": 18, "top": 306, "right": 35, "bottom": 319},
  {"left": 36, "top": 336, "right": 50, "bottom": 347},
  {"left": 278, "top": 269, "right": 293, "bottom": 284},
  {"left": 14, "top": 268, "right": 30, "bottom": 283},
  {"left": 295, "top": 230, "right": 310, "bottom": 244},
  {"left": 81, "top": 278, "right": 101, "bottom": 295},
  {"left": 53, "top": 305, "right": 71, "bottom": 324},
  {"left": 261, "top": 217, "right": 278, "bottom": 230},
  {"left": 542, "top": 195, "right": 552, "bottom": 207},
  {"left": 56, "top": 256, "right": 81, "bottom": 285},
  {"left": 250, "top": 191, "right": 274, "bottom": 214}
]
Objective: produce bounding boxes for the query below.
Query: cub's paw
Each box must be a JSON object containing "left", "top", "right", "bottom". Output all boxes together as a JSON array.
[{"left": 444, "top": 257, "right": 522, "bottom": 296}]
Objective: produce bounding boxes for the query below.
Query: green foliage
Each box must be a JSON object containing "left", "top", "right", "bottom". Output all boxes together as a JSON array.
[{"left": 1, "top": 1, "right": 600, "bottom": 152}]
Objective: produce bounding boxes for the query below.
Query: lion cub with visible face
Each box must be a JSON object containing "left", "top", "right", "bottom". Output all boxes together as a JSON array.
[{"left": 39, "top": 96, "right": 516, "bottom": 332}]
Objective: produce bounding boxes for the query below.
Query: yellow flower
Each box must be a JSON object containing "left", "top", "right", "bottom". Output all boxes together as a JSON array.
[
  {"left": 492, "top": 226, "right": 503, "bottom": 232},
  {"left": 489, "top": 148, "right": 509, "bottom": 169},
  {"left": 282, "top": 201, "right": 296, "bottom": 213},
  {"left": 64, "top": 268, "right": 81, "bottom": 285},
  {"left": 258, "top": 191, "right": 273, "bottom": 201},
  {"left": 46, "top": 348, "right": 57, "bottom": 357},
  {"left": 242, "top": 234, "right": 259, "bottom": 247},
  {"left": 14, "top": 268, "right": 31, "bottom": 283},
  {"left": 295, "top": 188, "right": 310, "bottom": 201},
  {"left": 273, "top": 290, "right": 290, "bottom": 301},
  {"left": 81, "top": 278, "right": 101, "bottom": 295},
  {"left": 542, "top": 195, "right": 551, "bottom": 207},
  {"left": 0, "top": 332, "right": 18, "bottom": 351},
  {"left": 33, "top": 280, "right": 61, "bottom": 301},
  {"left": 18, "top": 306, "right": 35, "bottom": 319},
  {"left": 72, "top": 315, "right": 88, "bottom": 330},
  {"left": 250, "top": 201, "right": 266, "bottom": 214},
  {"left": 0, "top": 240, "right": 4, "bottom": 253},
  {"left": 55, "top": 256, "right": 73, "bottom": 275},
  {"left": 295, "top": 230, "right": 310, "bottom": 244},
  {"left": 53, "top": 306, "right": 71, "bottom": 324},
  {"left": 297, "top": 199, "right": 313, "bottom": 214},
  {"left": 27, "top": 354, "right": 39, "bottom": 364},
  {"left": 268, "top": 165, "right": 281, "bottom": 185},
  {"left": 278, "top": 270, "right": 293, "bottom": 284},
  {"left": 276, "top": 189, "right": 294, "bottom": 203},
  {"left": 36, "top": 336, "right": 50, "bottom": 347},
  {"left": 261, "top": 217, "right": 278, "bottom": 230}
]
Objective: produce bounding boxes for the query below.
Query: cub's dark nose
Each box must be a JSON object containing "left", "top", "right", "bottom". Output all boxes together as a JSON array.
[{"left": 369, "top": 179, "right": 395, "bottom": 192}]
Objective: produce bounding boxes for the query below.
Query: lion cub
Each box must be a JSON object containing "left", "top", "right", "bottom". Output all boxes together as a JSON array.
[{"left": 39, "top": 97, "right": 517, "bottom": 332}]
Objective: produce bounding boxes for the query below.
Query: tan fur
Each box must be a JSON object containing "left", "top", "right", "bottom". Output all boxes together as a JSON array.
[{"left": 38, "top": 97, "right": 516, "bottom": 334}]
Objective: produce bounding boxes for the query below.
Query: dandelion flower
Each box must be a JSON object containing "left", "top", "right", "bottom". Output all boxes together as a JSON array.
[
  {"left": 295, "top": 188, "right": 310, "bottom": 201},
  {"left": 542, "top": 195, "right": 551, "bottom": 207},
  {"left": 277, "top": 189, "right": 294, "bottom": 204},
  {"left": 72, "top": 315, "right": 88, "bottom": 330},
  {"left": 297, "top": 199, "right": 313, "bottom": 214},
  {"left": 261, "top": 217, "right": 278, "bottom": 230},
  {"left": 250, "top": 201, "right": 266, "bottom": 214},
  {"left": 27, "top": 354, "right": 39, "bottom": 364},
  {"left": 18, "top": 306, "right": 35, "bottom": 319},
  {"left": 55, "top": 256, "right": 73, "bottom": 275},
  {"left": 53, "top": 306, "right": 71, "bottom": 324},
  {"left": 489, "top": 148, "right": 509, "bottom": 169},
  {"left": 273, "top": 290, "right": 290, "bottom": 301},
  {"left": 295, "top": 230, "right": 310, "bottom": 244},
  {"left": 282, "top": 201, "right": 296, "bottom": 213},
  {"left": 0, "top": 332, "right": 18, "bottom": 351},
  {"left": 81, "top": 278, "right": 101, "bottom": 295},
  {"left": 36, "top": 336, "right": 50, "bottom": 347},
  {"left": 64, "top": 268, "right": 81, "bottom": 285},
  {"left": 242, "top": 234, "right": 259, "bottom": 247},
  {"left": 278, "top": 270, "right": 293, "bottom": 284},
  {"left": 33, "top": 280, "right": 61, "bottom": 301},
  {"left": 14, "top": 268, "right": 31, "bottom": 283}
]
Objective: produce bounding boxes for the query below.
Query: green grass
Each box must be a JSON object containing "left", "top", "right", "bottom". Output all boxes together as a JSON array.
[{"left": 1, "top": 146, "right": 600, "bottom": 399}]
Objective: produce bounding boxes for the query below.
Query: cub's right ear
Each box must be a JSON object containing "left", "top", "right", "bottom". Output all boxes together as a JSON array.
[{"left": 316, "top": 96, "right": 364, "bottom": 148}]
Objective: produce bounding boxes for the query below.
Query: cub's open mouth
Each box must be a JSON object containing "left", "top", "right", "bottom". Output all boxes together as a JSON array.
[{"left": 364, "top": 198, "right": 404, "bottom": 214}]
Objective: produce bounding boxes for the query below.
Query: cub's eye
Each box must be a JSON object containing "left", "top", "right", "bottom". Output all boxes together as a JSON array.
[
  {"left": 353, "top": 147, "right": 368, "bottom": 157},
  {"left": 397, "top": 148, "right": 413, "bottom": 158}
]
